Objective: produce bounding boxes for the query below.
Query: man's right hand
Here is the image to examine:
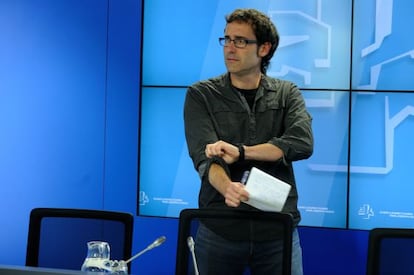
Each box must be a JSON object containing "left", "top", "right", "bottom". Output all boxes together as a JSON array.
[{"left": 223, "top": 181, "right": 249, "bottom": 208}]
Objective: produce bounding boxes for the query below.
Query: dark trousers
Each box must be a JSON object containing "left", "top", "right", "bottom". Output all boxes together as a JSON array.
[{"left": 194, "top": 223, "right": 303, "bottom": 275}]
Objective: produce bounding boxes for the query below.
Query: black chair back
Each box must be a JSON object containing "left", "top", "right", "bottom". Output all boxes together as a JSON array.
[
  {"left": 175, "top": 208, "right": 293, "bottom": 275},
  {"left": 366, "top": 227, "right": 414, "bottom": 275},
  {"left": 26, "top": 208, "right": 133, "bottom": 271}
]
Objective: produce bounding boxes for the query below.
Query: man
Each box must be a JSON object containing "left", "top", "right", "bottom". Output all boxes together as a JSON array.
[{"left": 184, "top": 8, "right": 313, "bottom": 275}]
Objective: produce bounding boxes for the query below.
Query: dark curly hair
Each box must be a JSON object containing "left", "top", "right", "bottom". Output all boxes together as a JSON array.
[{"left": 225, "top": 9, "right": 279, "bottom": 74}]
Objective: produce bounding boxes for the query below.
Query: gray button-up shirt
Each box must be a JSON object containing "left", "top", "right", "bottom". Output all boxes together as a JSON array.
[{"left": 184, "top": 73, "right": 313, "bottom": 231}]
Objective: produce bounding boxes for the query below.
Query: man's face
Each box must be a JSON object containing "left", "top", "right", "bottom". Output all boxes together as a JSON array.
[{"left": 223, "top": 21, "right": 267, "bottom": 76}]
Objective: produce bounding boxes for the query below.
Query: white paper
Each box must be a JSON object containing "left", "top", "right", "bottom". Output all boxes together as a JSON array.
[{"left": 243, "top": 167, "right": 291, "bottom": 212}]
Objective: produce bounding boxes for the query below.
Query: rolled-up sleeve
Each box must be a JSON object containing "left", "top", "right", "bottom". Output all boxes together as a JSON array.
[
  {"left": 268, "top": 84, "right": 313, "bottom": 162},
  {"left": 184, "top": 85, "right": 219, "bottom": 172}
]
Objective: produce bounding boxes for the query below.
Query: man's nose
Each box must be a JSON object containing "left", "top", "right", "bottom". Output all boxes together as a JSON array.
[{"left": 225, "top": 41, "right": 237, "bottom": 52}]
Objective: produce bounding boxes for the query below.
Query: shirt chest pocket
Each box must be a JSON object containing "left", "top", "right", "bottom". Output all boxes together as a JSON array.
[
  {"left": 211, "top": 103, "right": 248, "bottom": 141},
  {"left": 255, "top": 100, "right": 286, "bottom": 137}
]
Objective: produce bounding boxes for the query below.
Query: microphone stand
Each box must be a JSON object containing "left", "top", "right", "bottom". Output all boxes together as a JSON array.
[
  {"left": 187, "top": 236, "right": 199, "bottom": 275},
  {"left": 125, "top": 236, "right": 166, "bottom": 264}
]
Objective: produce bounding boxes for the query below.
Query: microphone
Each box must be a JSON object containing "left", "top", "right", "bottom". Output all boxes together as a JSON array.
[
  {"left": 125, "top": 236, "right": 166, "bottom": 264},
  {"left": 147, "top": 235, "right": 166, "bottom": 250},
  {"left": 187, "top": 236, "right": 199, "bottom": 275}
]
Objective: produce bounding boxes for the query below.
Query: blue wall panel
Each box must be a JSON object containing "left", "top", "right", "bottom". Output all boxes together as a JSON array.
[
  {"left": 104, "top": 0, "right": 141, "bottom": 215},
  {"left": 0, "top": 0, "right": 108, "bottom": 264}
]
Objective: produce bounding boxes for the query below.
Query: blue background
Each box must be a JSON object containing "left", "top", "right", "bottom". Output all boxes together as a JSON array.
[
  {"left": 140, "top": 0, "right": 414, "bottom": 231},
  {"left": 0, "top": 0, "right": 412, "bottom": 274}
]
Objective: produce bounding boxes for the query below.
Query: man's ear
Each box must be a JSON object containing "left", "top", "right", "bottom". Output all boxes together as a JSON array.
[{"left": 258, "top": 42, "right": 272, "bottom": 57}]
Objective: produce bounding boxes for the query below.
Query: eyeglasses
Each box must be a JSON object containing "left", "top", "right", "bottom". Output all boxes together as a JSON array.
[{"left": 218, "top": 37, "right": 257, "bottom": 48}]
